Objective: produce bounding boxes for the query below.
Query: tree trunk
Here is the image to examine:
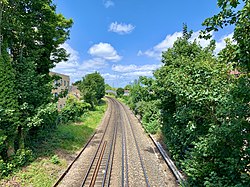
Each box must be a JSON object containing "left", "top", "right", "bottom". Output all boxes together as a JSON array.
[{"left": 14, "top": 125, "right": 24, "bottom": 152}]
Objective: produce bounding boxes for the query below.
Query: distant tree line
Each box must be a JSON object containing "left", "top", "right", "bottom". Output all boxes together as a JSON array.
[{"left": 125, "top": 1, "right": 249, "bottom": 186}]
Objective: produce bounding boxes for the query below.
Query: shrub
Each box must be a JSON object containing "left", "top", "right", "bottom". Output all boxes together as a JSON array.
[
  {"left": 0, "top": 149, "right": 34, "bottom": 178},
  {"left": 59, "top": 95, "right": 91, "bottom": 123},
  {"left": 137, "top": 100, "right": 161, "bottom": 134},
  {"left": 11, "top": 149, "right": 34, "bottom": 168},
  {"left": 27, "top": 103, "right": 58, "bottom": 129},
  {"left": 50, "top": 155, "right": 60, "bottom": 164}
]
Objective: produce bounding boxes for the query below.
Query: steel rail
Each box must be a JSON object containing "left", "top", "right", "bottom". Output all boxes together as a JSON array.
[
  {"left": 103, "top": 99, "right": 119, "bottom": 187},
  {"left": 52, "top": 132, "right": 96, "bottom": 187},
  {"left": 116, "top": 99, "right": 150, "bottom": 187},
  {"left": 121, "top": 105, "right": 129, "bottom": 187},
  {"left": 81, "top": 98, "right": 114, "bottom": 187},
  {"left": 121, "top": 112, "right": 125, "bottom": 187},
  {"left": 131, "top": 105, "right": 185, "bottom": 185},
  {"left": 90, "top": 141, "right": 107, "bottom": 187}
]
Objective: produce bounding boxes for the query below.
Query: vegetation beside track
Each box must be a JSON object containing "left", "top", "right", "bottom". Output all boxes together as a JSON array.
[
  {"left": 0, "top": 100, "right": 107, "bottom": 187},
  {"left": 121, "top": 0, "right": 250, "bottom": 185}
]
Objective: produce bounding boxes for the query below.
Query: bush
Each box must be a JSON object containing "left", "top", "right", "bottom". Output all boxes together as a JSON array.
[
  {"left": 59, "top": 95, "right": 91, "bottom": 123},
  {"left": 137, "top": 100, "right": 161, "bottom": 134},
  {"left": 50, "top": 155, "right": 60, "bottom": 164},
  {"left": 11, "top": 149, "right": 34, "bottom": 168},
  {"left": 0, "top": 149, "right": 34, "bottom": 178},
  {"left": 27, "top": 103, "right": 58, "bottom": 129}
]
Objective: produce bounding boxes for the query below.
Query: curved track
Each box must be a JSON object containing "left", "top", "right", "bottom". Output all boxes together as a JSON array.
[{"left": 54, "top": 97, "right": 177, "bottom": 187}]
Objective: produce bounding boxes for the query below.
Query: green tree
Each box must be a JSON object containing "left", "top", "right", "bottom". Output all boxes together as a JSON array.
[
  {"left": 116, "top": 87, "right": 124, "bottom": 97},
  {"left": 201, "top": 0, "right": 249, "bottom": 70},
  {"left": 0, "top": 0, "right": 73, "bottom": 150},
  {"left": 124, "top": 84, "right": 132, "bottom": 91},
  {"left": 0, "top": 55, "right": 18, "bottom": 160},
  {"left": 127, "top": 25, "right": 248, "bottom": 185},
  {"left": 199, "top": 1, "right": 250, "bottom": 185},
  {"left": 78, "top": 72, "right": 105, "bottom": 108},
  {"left": 155, "top": 28, "right": 228, "bottom": 158},
  {"left": 105, "top": 83, "right": 113, "bottom": 91}
]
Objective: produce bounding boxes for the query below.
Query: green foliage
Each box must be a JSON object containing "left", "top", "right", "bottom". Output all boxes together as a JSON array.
[
  {"left": 78, "top": 72, "right": 105, "bottom": 108},
  {"left": 0, "top": 0, "right": 73, "bottom": 177},
  {"left": 0, "top": 0, "right": 73, "bottom": 151},
  {"left": 0, "top": 149, "right": 33, "bottom": 178},
  {"left": 27, "top": 103, "right": 58, "bottom": 129},
  {"left": 201, "top": 0, "right": 249, "bottom": 71},
  {"left": 59, "top": 95, "right": 91, "bottom": 123},
  {"left": 124, "top": 84, "right": 132, "bottom": 91},
  {"left": 50, "top": 155, "right": 60, "bottom": 165},
  {"left": 199, "top": 0, "right": 250, "bottom": 185},
  {"left": 0, "top": 102, "right": 106, "bottom": 186},
  {"left": 138, "top": 100, "right": 161, "bottom": 134},
  {"left": 127, "top": 24, "right": 250, "bottom": 186},
  {"left": 0, "top": 56, "right": 19, "bottom": 160},
  {"left": 105, "top": 83, "right": 114, "bottom": 91},
  {"left": 127, "top": 77, "right": 161, "bottom": 134},
  {"left": 157, "top": 30, "right": 249, "bottom": 185},
  {"left": 116, "top": 87, "right": 124, "bottom": 98},
  {"left": 156, "top": 32, "right": 229, "bottom": 162}
]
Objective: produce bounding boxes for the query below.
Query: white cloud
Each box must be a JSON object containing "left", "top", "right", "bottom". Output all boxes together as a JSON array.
[
  {"left": 88, "top": 42, "right": 122, "bottom": 62},
  {"left": 112, "top": 64, "right": 160, "bottom": 81},
  {"left": 52, "top": 43, "right": 110, "bottom": 83},
  {"left": 104, "top": 0, "right": 114, "bottom": 8},
  {"left": 138, "top": 32, "right": 182, "bottom": 59},
  {"left": 112, "top": 64, "right": 161, "bottom": 73},
  {"left": 79, "top": 58, "right": 107, "bottom": 70},
  {"left": 138, "top": 31, "right": 234, "bottom": 59},
  {"left": 109, "top": 22, "right": 135, "bottom": 35},
  {"left": 101, "top": 73, "right": 120, "bottom": 81},
  {"left": 214, "top": 33, "right": 234, "bottom": 54},
  {"left": 52, "top": 43, "right": 79, "bottom": 74},
  {"left": 122, "top": 71, "right": 153, "bottom": 77},
  {"left": 154, "top": 32, "right": 183, "bottom": 52}
]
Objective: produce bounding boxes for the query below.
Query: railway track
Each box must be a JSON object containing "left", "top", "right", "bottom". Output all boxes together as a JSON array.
[
  {"left": 115, "top": 99, "right": 150, "bottom": 187},
  {"left": 81, "top": 98, "right": 118, "bottom": 187},
  {"left": 54, "top": 97, "right": 178, "bottom": 187}
]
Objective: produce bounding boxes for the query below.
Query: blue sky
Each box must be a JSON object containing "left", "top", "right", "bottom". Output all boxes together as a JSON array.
[{"left": 52, "top": 0, "right": 234, "bottom": 87}]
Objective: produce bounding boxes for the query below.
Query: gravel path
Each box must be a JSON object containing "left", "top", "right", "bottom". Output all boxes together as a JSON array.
[{"left": 55, "top": 97, "right": 178, "bottom": 187}]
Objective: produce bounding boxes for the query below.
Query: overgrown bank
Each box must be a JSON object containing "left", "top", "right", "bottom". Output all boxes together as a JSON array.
[
  {"left": 0, "top": 100, "right": 107, "bottom": 187},
  {"left": 123, "top": 1, "right": 250, "bottom": 186}
]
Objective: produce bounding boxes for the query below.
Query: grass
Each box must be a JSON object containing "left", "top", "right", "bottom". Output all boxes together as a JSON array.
[{"left": 0, "top": 100, "right": 107, "bottom": 187}]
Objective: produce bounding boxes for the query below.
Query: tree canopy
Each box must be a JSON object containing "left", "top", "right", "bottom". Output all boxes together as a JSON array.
[
  {"left": 0, "top": 0, "right": 73, "bottom": 176},
  {"left": 126, "top": 19, "right": 249, "bottom": 186},
  {"left": 78, "top": 72, "right": 105, "bottom": 108}
]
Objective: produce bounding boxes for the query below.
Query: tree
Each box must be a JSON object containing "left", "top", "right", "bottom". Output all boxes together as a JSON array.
[
  {"left": 0, "top": 55, "right": 18, "bottom": 160},
  {"left": 127, "top": 26, "right": 249, "bottom": 185},
  {"left": 200, "top": 1, "right": 250, "bottom": 185},
  {"left": 0, "top": 0, "right": 73, "bottom": 150},
  {"left": 201, "top": 0, "right": 249, "bottom": 71},
  {"left": 124, "top": 84, "right": 132, "bottom": 91},
  {"left": 116, "top": 87, "right": 124, "bottom": 97},
  {"left": 78, "top": 72, "right": 105, "bottom": 108},
  {"left": 105, "top": 84, "right": 113, "bottom": 91}
]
